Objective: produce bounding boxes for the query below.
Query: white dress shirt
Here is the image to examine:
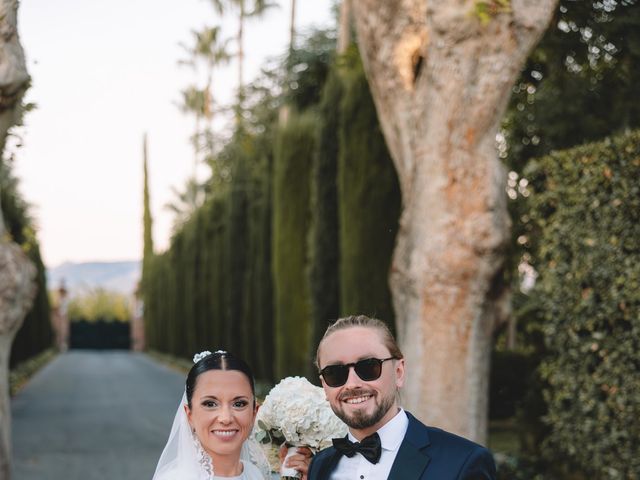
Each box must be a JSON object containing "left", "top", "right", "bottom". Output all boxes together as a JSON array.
[{"left": 331, "top": 409, "right": 409, "bottom": 480}]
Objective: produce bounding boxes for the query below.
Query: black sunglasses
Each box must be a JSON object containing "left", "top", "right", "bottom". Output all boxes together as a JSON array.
[{"left": 319, "top": 357, "right": 397, "bottom": 387}]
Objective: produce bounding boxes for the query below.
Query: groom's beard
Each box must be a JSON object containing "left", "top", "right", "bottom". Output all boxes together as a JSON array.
[{"left": 334, "top": 388, "right": 395, "bottom": 430}]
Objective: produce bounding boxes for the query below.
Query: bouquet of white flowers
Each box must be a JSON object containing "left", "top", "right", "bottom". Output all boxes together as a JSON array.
[{"left": 255, "top": 376, "right": 348, "bottom": 479}]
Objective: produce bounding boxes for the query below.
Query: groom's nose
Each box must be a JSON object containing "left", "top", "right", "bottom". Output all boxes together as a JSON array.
[{"left": 343, "top": 365, "right": 363, "bottom": 388}]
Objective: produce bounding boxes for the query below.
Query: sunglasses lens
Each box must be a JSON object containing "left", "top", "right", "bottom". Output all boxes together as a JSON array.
[
  {"left": 354, "top": 358, "right": 382, "bottom": 381},
  {"left": 321, "top": 358, "right": 386, "bottom": 387},
  {"left": 322, "top": 365, "right": 348, "bottom": 387}
]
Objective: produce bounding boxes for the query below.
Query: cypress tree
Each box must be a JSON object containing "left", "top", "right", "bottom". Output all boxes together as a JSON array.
[
  {"left": 338, "top": 50, "right": 401, "bottom": 331},
  {"left": 226, "top": 154, "right": 249, "bottom": 357},
  {"left": 253, "top": 149, "right": 275, "bottom": 382},
  {"left": 142, "top": 134, "right": 154, "bottom": 263},
  {"left": 141, "top": 133, "right": 155, "bottom": 345},
  {"left": 272, "top": 111, "right": 316, "bottom": 379},
  {"left": 308, "top": 67, "right": 343, "bottom": 356}
]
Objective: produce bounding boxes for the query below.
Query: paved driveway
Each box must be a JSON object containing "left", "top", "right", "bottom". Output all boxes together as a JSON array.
[{"left": 11, "top": 351, "right": 185, "bottom": 480}]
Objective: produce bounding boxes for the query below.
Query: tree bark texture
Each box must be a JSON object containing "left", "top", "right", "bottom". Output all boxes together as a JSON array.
[
  {"left": 351, "top": 0, "right": 558, "bottom": 443},
  {"left": 337, "top": 0, "right": 351, "bottom": 55},
  {"left": 0, "top": 1, "right": 36, "bottom": 478}
]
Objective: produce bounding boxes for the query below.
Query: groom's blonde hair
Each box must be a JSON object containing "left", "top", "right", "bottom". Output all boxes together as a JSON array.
[{"left": 315, "top": 315, "right": 403, "bottom": 369}]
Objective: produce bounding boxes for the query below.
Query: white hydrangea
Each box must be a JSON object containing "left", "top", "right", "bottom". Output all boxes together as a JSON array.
[{"left": 255, "top": 376, "right": 347, "bottom": 451}]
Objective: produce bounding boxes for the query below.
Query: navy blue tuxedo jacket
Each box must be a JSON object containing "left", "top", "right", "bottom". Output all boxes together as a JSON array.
[{"left": 307, "top": 412, "right": 496, "bottom": 480}]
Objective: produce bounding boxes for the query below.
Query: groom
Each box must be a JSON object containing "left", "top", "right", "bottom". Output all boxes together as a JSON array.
[{"left": 307, "top": 315, "right": 496, "bottom": 480}]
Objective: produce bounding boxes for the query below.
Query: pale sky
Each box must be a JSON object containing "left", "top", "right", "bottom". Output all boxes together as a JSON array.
[{"left": 14, "top": 0, "right": 334, "bottom": 268}]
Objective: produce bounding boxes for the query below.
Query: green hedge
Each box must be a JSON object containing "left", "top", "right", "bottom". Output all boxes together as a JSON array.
[
  {"left": 338, "top": 49, "right": 400, "bottom": 329},
  {"left": 272, "top": 111, "right": 316, "bottom": 378},
  {"left": 527, "top": 130, "right": 640, "bottom": 478},
  {"left": 308, "top": 67, "right": 343, "bottom": 354},
  {"left": 143, "top": 41, "right": 403, "bottom": 384},
  {"left": 142, "top": 131, "right": 277, "bottom": 380},
  {"left": 10, "top": 243, "right": 52, "bottom": 367}
]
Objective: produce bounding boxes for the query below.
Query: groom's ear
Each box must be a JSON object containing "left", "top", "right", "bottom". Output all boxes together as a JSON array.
[{"left": 394, "top": 358, "right": 406, "bottom": 389}]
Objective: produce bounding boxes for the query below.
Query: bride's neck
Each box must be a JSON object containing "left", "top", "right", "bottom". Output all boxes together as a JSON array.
[{"left": 209, "top": 451, "right": 243, "bottom": 477}]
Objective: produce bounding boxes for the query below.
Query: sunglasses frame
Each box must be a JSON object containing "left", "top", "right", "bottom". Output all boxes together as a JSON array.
[{"left": 319, "top": 356, "right": 397, "bottom": 387}]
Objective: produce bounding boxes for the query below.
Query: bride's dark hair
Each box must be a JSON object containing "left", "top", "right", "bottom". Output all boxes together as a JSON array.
[{"left": 185, "top": 351, "right": 255, "bottom": 407}]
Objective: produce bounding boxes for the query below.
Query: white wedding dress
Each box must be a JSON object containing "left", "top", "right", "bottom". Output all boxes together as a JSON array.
[
  {"left": 153, "top": 393, "right": 271, "bottom": 480},
  {"left": 155, "top": 459, "right": 265, "bottom": 480}
]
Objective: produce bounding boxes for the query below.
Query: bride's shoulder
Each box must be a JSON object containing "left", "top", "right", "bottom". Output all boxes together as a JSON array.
[
  {"left": 153, "top": 471, "right": 173, "bottom": 480},
  {"left": 241, "top": 460, "right": 271, "bottom": 479},
  {"left": 152, "top": 466, "right": 186, "bottom": 480}
]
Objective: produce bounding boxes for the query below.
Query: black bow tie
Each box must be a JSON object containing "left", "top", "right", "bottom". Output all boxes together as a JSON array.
[{"left": 332, "top": 432, "right": 382, "bottom": 464}]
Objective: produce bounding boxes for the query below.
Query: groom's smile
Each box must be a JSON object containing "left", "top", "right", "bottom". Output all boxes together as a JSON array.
[
  {"left": 339, "top": 388, "right": 376, "bottom": 407},
  {"left": 343, "top": 393, "right": 374, "bottom": 405}
]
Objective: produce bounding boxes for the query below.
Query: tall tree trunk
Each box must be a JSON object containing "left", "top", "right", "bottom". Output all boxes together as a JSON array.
[
  {"left": 0, "top": 1, "right": 37, "bottom": 477},
  {"left": 289, "top": 0, "right": 296, "bottom": 52},
  {"left": 351, "top": 0, "right": 558, "bottom": 444},
  {"left": 337, "top": 0, "right": 351, "bottom": 55},
  {"left": 237, "top": 0, "right": 245, "bottom": 119}
]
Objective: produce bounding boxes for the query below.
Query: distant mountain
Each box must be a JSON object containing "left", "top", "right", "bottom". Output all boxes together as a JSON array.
[{"left": 47, "top": 260, "right": 141, "bottom": 297}]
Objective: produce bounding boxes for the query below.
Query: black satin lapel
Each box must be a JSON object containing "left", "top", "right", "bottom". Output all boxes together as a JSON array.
[
  {"left": 387, "top": 440, "right": 431, "bottom": 480},
  {"left": 317, "top": 450, "right": 343, "bottom": 480}
]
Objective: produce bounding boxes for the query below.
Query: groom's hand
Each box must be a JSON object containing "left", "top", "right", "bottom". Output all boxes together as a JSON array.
[{"left": 278, "top": 445, "right": 313, "bottom": 480}]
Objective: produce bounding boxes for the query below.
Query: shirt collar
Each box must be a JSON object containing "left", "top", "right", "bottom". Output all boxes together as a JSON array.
[{"left": 348, "top": 408, "right": 409, "bottom": 452}]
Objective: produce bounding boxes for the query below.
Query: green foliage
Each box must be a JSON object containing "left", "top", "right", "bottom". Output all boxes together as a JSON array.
[
  {"left": 2, "top": 155, "right": 52, "bottom": 368},
  {"left": 284, "top": 28, "right": 336, "bottom": 111},
  {"left": 10, "top": 240, "right": 52, "bottom": 367},
  {"left": 495, "top": 453, "right": 546, "bottom": 480},
  {"left": 493, "top": 6, "right": 640, "bottom": 469},
  {"left": 143, "top": 28, "right": 404, "bottom": 386},
  {"left": 142, "top": 135, "right": 154, "bottom": 261},
  {"left": 307, "top": 67, "right": 343, "bottom": 356},
  {"left": 338, "top": 49, "right": 400, "bottom": 329},
  {"left": 503, "top": 0, "right": 640, "bottom": 173},
  {"left": 10, "top": 349, "right": 56, "bottom": 396},
  {"left": 526, "top": 130, "right": 640, "bottom": 478},
  {"left": 272, "top": 110, "right": 316, "bottom": 379},
  {"left": 237, "top": 132, "right": 275, "bottom": 381},
  {"left": 142, "top": 124, "right": 276, "bottom": 380},
  {"left": 473, "top": 0, "right": 511, "bottom": 25},
  {"left": 67, "top": 289, "right": 132, "bottom": 323},
  {"left": 490, "top": 349, "right": 534, "bottom": 420}
]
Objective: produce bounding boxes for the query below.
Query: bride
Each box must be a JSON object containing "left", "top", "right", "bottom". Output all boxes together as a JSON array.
[{"left": 154, "top": 350, "right": 306, "bottom": 479}]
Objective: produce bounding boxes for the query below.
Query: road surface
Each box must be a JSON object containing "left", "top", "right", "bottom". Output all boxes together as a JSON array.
[{"left": 11, "top": 351, "right": 185, "bottom": 480}]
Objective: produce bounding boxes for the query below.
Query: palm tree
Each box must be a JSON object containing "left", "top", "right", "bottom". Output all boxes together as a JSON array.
[
  {"left": 179, "top": 25, "right": 231, "bottom": 174},
  {"left": 184, "top": 26, "right": 232, "bottom": 127},
  {"left": 289, "top": 0, "right": 297, "bottom": 53},
  {"left": 178, "top": 85, "right": 207, "bottom": 175},
  {"left": 208, "top": 0, "right": 278, "bottom": 118}
]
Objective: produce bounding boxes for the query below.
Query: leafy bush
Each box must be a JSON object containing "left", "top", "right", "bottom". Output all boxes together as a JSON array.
[
  {"left": 527, "top": 130, "right": 640, "bottom": 478},
  {"left": 67, "top": 289, "right": 132, "bottom": 323}
]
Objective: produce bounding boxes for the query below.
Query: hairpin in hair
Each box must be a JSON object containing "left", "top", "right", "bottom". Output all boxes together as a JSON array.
[
  {"left": 192, "top": 351, "right": 212, "bottom": 363},
  {"left": 192, "top": 349, "right": 228, "bottom": 363}
]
